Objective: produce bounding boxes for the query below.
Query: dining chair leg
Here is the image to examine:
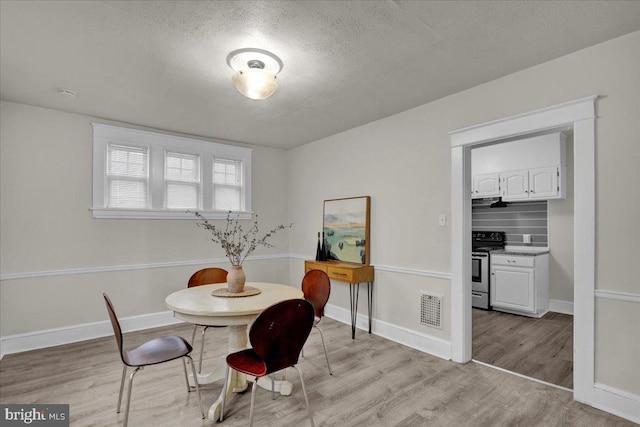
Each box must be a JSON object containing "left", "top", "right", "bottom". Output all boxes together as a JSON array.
[
  {"left": 181, "top": 357, "right": 190, "bottom": 392},
  {"left": 123, "top": 367, "right": 141, "bottom": 427},
  {"left": 117, "top": 365, "right": 127, "bottom": 413},
  {"left": 220, "top": 366, "right": 230, "bottom": 422},
  {"left": 293, "top": 365, "right": 315, "bottom": 427},
  {"left": 191, "top": 325, "right": 198, "bottom": 347},
  {"left": 248, "top": 376, "right": 258, "bottom": 427},
  {"left": 186, "top": 355, "right": 205, "bottom": 419},
  {"left": 271, "top": 374, "right": 276, "bottom": 400},
  {"left": 316, "top": 326, "right": 333, "bottom": 375},
  {"left": 198, "top": 326, "right": 207, "bottom": 373}
]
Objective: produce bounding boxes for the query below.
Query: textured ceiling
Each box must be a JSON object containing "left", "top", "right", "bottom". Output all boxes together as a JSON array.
[{"left": 1, "top": 1, "right": 639, "bottom": 149}]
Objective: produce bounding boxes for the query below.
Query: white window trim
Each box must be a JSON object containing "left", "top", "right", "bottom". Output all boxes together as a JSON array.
[{"left": 92, "top": 123, "right": 252, "bottom": 219}]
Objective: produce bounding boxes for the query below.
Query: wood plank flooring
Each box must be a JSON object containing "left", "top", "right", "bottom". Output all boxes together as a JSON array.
[
  {"left": 472, "top": 309, "right": 573, "bottom": 389},
  {"left": 1, "top": 317, "right": 632, "bottom": 427}
]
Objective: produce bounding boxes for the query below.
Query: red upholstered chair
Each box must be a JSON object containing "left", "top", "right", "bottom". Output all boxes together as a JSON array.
[
  {"left": 103, "top": 293, "right": 204, "bottom": 427},
  {"left": 302, "top": 269, "right": 333, "bottom": 375},
  {"left": 187, "top": 267, "right": 228, "bottom": 372},
  {"left": 220, "top": 299, "right": 315, "bottom": 427}
]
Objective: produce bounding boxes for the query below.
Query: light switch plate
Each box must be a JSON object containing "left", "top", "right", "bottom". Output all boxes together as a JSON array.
[{"left": 438, "top": 213, "right": 446, "bottom": 227}]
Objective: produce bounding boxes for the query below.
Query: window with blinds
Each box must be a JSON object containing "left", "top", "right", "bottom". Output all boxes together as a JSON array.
[
  {"left": 213, "top": 158, "right": 242, "bottom": 211},
  {"left": 165, "top": 152, "right": 200, "bottom": 209},
  {"left": 92, "top": 123, "right": 252, "bottom": 219},
  {"left": 106, "top": 144, "right": 149, "bottom": 208}
]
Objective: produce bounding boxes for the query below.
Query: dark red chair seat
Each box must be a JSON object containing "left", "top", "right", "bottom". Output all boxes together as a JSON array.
[{"left": 225, "top": 348, "right": 268, "bottom": 377}]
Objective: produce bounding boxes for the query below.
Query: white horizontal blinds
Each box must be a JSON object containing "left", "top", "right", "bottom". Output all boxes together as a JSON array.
[
  {"left": 165, "top": 151, "right": 200, "bottom": 209},
  {"left": 213, "top": 158, "right": 242, "bottom": 211},
  {"left": 106, "top": 144, "right": 149, "bottom": 208}
]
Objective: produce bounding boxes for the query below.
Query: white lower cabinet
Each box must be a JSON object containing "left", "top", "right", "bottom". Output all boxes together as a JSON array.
[{"left": 491, "top": 253, "right": 549, "bottom": 317}]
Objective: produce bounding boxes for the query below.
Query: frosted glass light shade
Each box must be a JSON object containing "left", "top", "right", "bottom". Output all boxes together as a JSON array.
[{"left": 232, "top": 69, "right": 278, "bottom": 100}]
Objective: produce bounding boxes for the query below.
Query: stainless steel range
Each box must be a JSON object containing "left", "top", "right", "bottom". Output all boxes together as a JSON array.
[{"left": 471, "top": 231, "right": 505, "bottom": 310}]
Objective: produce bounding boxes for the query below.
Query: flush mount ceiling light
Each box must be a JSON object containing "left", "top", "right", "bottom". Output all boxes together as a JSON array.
[{"left": 226, "top": 48, "right": 283, "bottom": 100}]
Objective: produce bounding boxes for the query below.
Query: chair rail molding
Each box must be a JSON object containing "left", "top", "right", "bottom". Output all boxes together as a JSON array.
[
  {"left": 449, "top": 96, "right": 597, "bottom": 408},
  {"left": 0, "top": 254, "right": 289, "bottom": 281}
]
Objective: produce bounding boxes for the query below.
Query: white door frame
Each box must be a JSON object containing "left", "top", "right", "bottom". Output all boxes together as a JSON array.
[{"left": 449, "top": 96, "right": 597, "bottom": 405}]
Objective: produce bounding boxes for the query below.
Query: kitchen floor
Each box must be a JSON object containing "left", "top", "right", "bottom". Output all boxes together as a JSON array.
[{"left": 472, "top": 308, "right": 573, "bottom": 389}]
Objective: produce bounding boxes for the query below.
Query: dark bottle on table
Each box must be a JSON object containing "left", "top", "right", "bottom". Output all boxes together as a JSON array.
[
  {"left": 315, "top": 232, "right": 323, "bottom": 261},
  {"left": 321, "top": 231, "right": 329, "bottom": 261}
]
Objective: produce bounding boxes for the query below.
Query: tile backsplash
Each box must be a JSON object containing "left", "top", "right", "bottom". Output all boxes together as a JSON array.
[{"left": 472, "top": 198, "right": 548, "bottom": 247}]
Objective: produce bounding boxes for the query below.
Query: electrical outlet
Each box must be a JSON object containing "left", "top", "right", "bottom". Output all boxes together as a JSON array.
[{"left": 438, "top": 213, "right": 446, "bottom": 227}]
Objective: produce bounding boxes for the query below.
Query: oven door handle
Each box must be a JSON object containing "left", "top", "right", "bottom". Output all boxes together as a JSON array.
[{"left": 471, "top": 292, "right": 483, "bottom": 298}]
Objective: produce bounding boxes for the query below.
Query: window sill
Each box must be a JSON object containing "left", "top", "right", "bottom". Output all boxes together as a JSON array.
[{"left": 90, "top": 208, "right": 253, "bottom": 220}]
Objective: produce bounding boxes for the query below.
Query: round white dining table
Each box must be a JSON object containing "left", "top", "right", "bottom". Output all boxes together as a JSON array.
[{"left": 165, "top": 282, "right": 303, "bottom": 422}]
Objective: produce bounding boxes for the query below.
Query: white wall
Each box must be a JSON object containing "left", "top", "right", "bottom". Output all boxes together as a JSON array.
[
  {"left": 288, "top": 31, "right": 639, "bottom": 396},
  {"left": 0, "top": 101, "right": 290, "bottom": 336}
]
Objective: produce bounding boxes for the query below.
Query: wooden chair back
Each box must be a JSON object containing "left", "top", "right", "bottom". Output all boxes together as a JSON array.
[
  {"left": 249, "top": 299, "right": 314, "bottom": 374},
  {"left": 103, "top": 293, "right": 125, "bottom": 362},
  {"left": 302, "top": 269, "right": 331, "bottom": 319},
  {"left": 188, "top": 267, "right": 228, "bottom": 288}
]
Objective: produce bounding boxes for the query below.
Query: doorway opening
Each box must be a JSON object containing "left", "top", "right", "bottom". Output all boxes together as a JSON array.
[
  {"left": 449, "top": 96, "right": 597, "bottom": 404},
  {"left": 469, "top": 133, "right": 575, "bottom": 390}
]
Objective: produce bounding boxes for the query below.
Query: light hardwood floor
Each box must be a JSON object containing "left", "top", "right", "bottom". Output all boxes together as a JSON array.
[
  {"left": 1, "top": 318, "right": 632, "bottom": 426},
  {"left": 472, "top": 309, "right": 573, "bottom": 389}
]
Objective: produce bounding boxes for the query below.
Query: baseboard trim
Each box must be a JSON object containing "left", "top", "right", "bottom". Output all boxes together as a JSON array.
[
  {"left": 549, "top": 299, "right": 574, "bottom": 315},
  {"left": 0, "top": 310, "right": 183, "bottom": 358},
  {"left": 324, "top": 303, "right": 451, "bottom": 360},
  {"left": 593, "top": 383, "right": 640, "bottom": 424}
]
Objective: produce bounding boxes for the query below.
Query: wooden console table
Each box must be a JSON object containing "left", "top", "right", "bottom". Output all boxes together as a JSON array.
[{"left": 305, "top": 260, "right": 374, "bottom": 339}]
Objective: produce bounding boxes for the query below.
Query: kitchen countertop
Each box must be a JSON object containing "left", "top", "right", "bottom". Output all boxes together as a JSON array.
[{"left": 492, "top": 248, "right": 550, "bottom": 256}]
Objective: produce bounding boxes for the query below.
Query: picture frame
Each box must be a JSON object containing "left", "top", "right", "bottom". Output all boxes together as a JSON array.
[{"left": 323, "top": 196, "right": 371, "bottom": 265}]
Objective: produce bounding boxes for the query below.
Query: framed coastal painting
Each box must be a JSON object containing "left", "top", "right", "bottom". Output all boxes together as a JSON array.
[{"left": 323, "top": 196, "right": 370, "bottom": 265}]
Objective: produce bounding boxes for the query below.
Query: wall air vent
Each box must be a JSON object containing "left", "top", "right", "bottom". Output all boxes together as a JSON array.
[{"left": 420, "top": 292, "right": 443, "bottom": 329}]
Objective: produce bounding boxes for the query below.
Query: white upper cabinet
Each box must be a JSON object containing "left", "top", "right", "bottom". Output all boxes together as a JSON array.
[
  {"left": 472, "top": 132, "right": 566, "bottom": 201},
  {"left": 472, "top": 173, "right": 500, "bottom": 198},
  {"left": 501, "top": 170, "right": 529, "bottom": 200},
  {"left": 529, "top": 166, "right": 559, "bottom": 198},
  {"left": 501, "top": 166, "right": 563, "bottom": 201}
]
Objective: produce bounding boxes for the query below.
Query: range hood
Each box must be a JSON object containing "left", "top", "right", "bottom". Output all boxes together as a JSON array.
[
  {"left": 472, "top": 196, "right": 509, "bottom": 208},
  {"left": 490, "top": 197, "right": 509, "bottom": 208}
]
